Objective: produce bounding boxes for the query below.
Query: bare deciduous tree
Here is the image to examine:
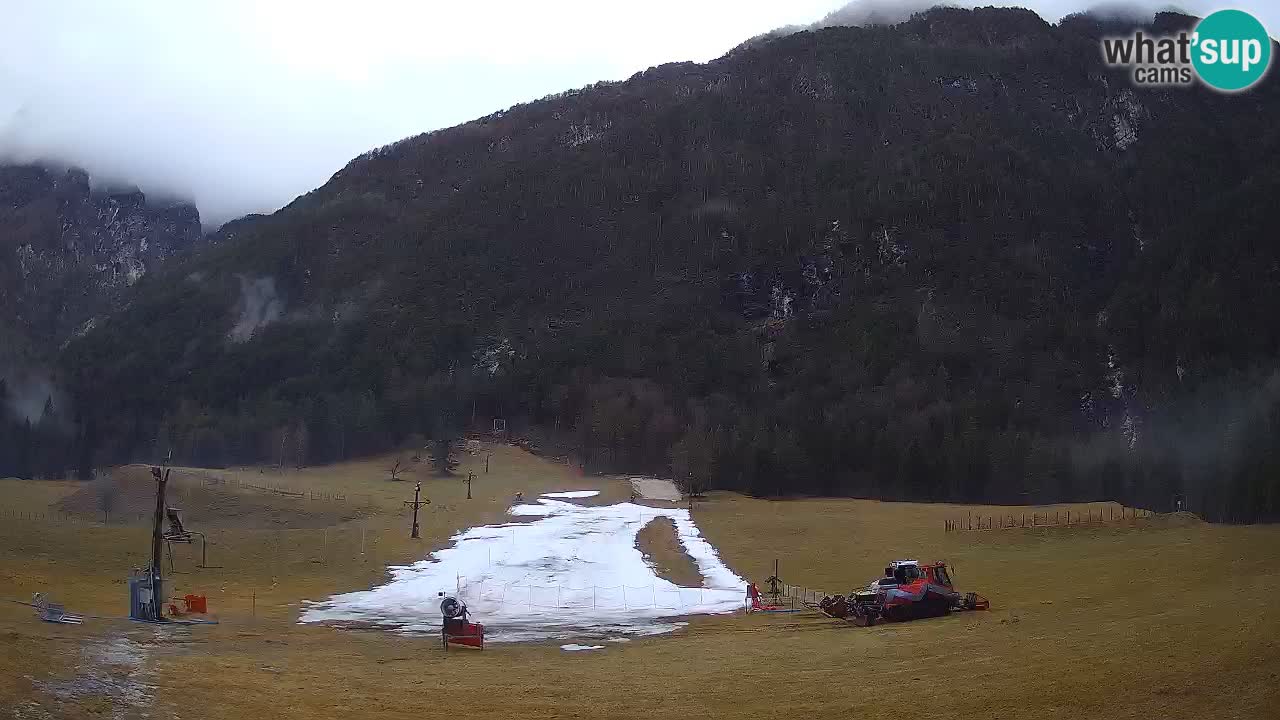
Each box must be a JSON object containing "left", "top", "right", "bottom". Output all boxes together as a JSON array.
[{"left": 93, "top": 470, "right": 117, "bottom": 521}]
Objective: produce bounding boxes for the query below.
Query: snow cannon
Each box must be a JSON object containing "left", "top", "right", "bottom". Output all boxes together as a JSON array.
[{"left": 439, "top": 593, "right": 484, "bottom": 651}]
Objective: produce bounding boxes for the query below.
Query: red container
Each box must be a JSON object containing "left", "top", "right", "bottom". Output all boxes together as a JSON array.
[{"left": 442, "top": 620, "right": 485, "bottom": 650}]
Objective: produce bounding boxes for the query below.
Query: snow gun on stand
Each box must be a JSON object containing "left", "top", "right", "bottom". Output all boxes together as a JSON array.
[
  {"left": 819, "top": 560, "right": 989, "bottom": 626},
  {"left": 439, "top": 593, "right": 485, "bottom": 650},
  {"left": 745, "top": 559, "right": 806, "bottom": 613}
]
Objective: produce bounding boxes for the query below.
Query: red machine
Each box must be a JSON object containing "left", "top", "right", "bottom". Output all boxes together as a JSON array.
[
  {"left": 440, "top": 595, "right": 484, "bottom": 650},
  {"left": 820, "top": 560, "right": 988, "bottom": 626}
]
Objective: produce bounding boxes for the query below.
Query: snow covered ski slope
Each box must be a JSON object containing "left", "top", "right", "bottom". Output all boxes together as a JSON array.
[{"left": 300, "top": 492, "right": 746, "bottom": 642}]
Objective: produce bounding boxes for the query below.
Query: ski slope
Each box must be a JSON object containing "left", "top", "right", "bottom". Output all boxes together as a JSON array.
[{"left": 300, "top": 493, "right": 746, "bottom": 642}]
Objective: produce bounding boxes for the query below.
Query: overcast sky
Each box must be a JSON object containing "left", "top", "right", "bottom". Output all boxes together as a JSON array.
[{"left": 1, "top": 0, "right": 1274, "bottom": 227}]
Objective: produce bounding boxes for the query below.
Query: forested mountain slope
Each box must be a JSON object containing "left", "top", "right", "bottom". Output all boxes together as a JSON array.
[{"left": 41, "top": 8, "right": 1280, "bottom": 521}]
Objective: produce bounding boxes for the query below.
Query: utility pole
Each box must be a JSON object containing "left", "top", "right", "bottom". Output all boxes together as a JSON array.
[
  {"left": 405, "top": 481, "right": 428, "bottom": 539},
  {"left": 466, "top": 472, "right": 474, "bottom": 500},
  {"left": 149, "top": 461, "right": 170, "bottom": 621}
]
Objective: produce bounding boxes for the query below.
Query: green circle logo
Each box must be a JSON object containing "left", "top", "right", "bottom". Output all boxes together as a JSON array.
[{"left": 1192, "top": 10, "right": 1272, "bottom": 92}]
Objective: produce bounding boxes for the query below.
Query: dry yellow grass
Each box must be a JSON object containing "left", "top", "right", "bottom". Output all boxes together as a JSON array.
[
  {"left": 2, "top": 444, "right": 1278, "bottom": 720},
  {"left": 636, "top": 517, "right": 703, "bottom": 587}
]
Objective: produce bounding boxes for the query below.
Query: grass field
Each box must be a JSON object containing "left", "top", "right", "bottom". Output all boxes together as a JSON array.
[{"left": 2, "top": 443, "right": 1278, "bottom": 719}]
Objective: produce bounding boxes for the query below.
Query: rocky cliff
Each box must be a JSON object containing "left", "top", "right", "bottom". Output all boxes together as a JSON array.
[{"left": 0, "top": 164, "right": 203, "bottom": 368}]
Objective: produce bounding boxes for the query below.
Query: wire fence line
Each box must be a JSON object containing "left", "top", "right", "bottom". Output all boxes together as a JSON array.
[
  {"left": 945, "top": 506, "right": 1154, "bottom": 531},
  {"left": 197, "top": 475, "right": 372, "bottom": 504},
  {"left": 0, "top": 482, "right": 371, "bottom": 529},
  {"left": 0, "top": 508, "right": 152, "bottom": 525}
]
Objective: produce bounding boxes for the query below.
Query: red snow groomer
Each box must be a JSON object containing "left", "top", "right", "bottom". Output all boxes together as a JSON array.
[{"left": 819, "top": 560, "right": 988, "bottom": 626}]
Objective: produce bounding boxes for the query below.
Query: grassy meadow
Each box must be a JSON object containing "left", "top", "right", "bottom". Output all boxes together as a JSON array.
[{"left": 1, "top": 443, "right": 1277, "bottom": 719}]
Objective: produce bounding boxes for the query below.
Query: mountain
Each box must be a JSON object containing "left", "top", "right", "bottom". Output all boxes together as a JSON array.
[
  {"left": 0, "top": 163, "right": 203, "bottom": 477},
  {"left": 0, "top": 164, "right": 203, "bottom": 360},
  {"left": 42, "top": 7, "right": 1280, "bottom": 521}
]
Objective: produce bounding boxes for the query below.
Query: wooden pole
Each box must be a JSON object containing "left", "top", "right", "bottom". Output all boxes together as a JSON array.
[{"left": 405, "top": 481, "right": 427, "bottom": 538}]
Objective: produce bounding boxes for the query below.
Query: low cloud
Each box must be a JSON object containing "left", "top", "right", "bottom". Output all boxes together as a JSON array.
[
  {"left": 817, "top": 0, "right": 951, "bottom": 27},
  {"left": 1, "top": 366, "right": 63, "bottom": 424},
  {"left": 2, "top": 0, "right": 1270, "bottom": 230},
  {"left": 229, "top": 276, "right": 285, "bottom": 343}
]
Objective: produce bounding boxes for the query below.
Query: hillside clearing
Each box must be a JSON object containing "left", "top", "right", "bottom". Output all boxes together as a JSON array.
[{"left": 0, "top": 444, "right": 1276, "bottom": 719}]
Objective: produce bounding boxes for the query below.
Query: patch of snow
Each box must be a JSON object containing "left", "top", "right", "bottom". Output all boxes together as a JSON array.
[
  {"left": 630, "top": 477, "right": 681, "bottom": 502},
  {"left": 605, "top": 637, "right": 631, "bottom": 643},
  {"left": 560, "top": 644, "right": 605, "bottom": 652},
  {"left": 509, "top": 503, "right": 556, "bottom": 516},
  {"left": 300, "top": 499, "right": 747, "bottom": 642},
  {"left": 540, "top": 490, "right": 600, "bottom": 499}
]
